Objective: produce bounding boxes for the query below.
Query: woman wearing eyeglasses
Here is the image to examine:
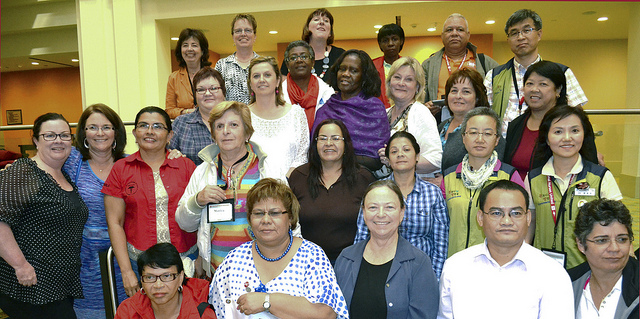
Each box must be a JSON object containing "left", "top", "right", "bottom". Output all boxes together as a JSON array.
[
  {"left": 171, "top": 67, "right": 227, "bottom": 165},
  {"left": 569, "top": 199, "right": 638, "bottom": 319},
  {"left": 281, "top": 40, "right": 335, "bottom": 130},
  {"left": 166, "top": 28, "right": 211, "bottom": 119},
  {"left": 103, "top": 107, "right": 197, "bottom": 298},
  {"left": 0, "top": 113, "right": 88, "bottom": 318},
  {"left": 176, "top": 101, "right": 268, "bottom": 277},
  {"left": 114, "top": 243, "right": 217, "bottom": 318},
  {"left": 210, "top": 178, "right": 348, "bottom": 319},
  {"left": 442, "top": 108, "right": 523, "bottom": 257},
  {"left": 61, "top": 104, "right": 128, "bottom": 318},
  {"left": 289, "top": 119, "right": 374, "bottom": 264},
  {"left": 215, "top": 14, "right": 259, "bottom": 105}
]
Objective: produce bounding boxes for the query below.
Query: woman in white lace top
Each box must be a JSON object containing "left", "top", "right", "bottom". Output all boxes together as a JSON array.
[{"left": 247, "top": 56, "right": 309, "bottom": 183}]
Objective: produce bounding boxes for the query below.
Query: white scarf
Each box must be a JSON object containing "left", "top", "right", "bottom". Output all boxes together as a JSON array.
[{"left": 461, "top": 151, "right": 498, "bottom": 190}]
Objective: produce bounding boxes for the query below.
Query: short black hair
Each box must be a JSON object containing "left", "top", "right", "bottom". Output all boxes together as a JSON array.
[
  {"left": 377, "top": 23, "right": 405, "bottom": 51},
  {"left": 137, "top": 243, "right": 187, "bottom": 286},
  {"left": 523, "top": 61, "right": 567, "bottom": 106},
  {"left": 478, "top": 180, "right": 529, "bottom": 212},
  {"left": 328, "top": 49, "right": 381, "bottom": 98},
  {"left": 505, "top": 9, "right": 542, "bottom": 34},
  {"left": 574, "top": 199, "right": 634, "bottom": 250},
  {"left": 135, "top": 106, "right": 172, "bottom": 132},
  {"left": 385, "top": 131, "right": 420, "bottom": 159}
]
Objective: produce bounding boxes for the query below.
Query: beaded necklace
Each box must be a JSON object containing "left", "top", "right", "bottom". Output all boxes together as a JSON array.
[{"left": 255, "top": 229, "right": 293, "bottom": 262}]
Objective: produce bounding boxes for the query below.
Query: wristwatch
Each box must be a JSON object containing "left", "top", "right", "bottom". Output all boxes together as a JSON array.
[{"left": 263, "top": 293, "right": 271, "bottom": 312}]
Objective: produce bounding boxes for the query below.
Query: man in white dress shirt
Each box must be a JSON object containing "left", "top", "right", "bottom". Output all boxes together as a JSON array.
[{"left": 438, "top": 180, "right": 574, "bottom": 319}]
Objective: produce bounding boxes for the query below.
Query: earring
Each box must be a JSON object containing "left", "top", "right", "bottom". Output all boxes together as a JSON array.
[
  {"left": 140, "top": 287, "right": 146, "bottom": 295},
  {"left": 178, "top": 285, "right": 183, "bottom": 292},
  {"left": 275, "top": 89, "right": 279, "bottom": 94},
  {"left": 112, "top": 140, "right": 117, "bottom": 150},
  {"left": 250, "top": 92, "right": 254, "bottom": 96},
  {"left": 84, "top": 138, "right": 89, "bottom": 149}
]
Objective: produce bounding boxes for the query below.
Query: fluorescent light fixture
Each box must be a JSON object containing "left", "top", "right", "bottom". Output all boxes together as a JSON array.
[
  {"left": 427, "top": 27, "right": 436, "bottom": 32},
  {"left": 485, "top": 20, "right": 496, "bottom": 25},
  {"left": 269, "top": 30, "right": 278, "bottom": 34},
  {"left": 171, "top": 37, "right": 179, "bottom": 41},
  {"left": 597, "top": 17, "right": 608, "bottom": 22},
  {"left": 72, "top": 59, "right": 79, "bottom": 62},
  {"left": 374, "top": 25, "right": 382, "bottom": 29},
  {"left": 31, "top": 62, "right": 40, "bottom": 65}
]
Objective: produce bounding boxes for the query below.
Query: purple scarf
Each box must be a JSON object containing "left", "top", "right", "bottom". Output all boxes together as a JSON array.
[{"left": 313, "top": 92, "right": 390, "bottom": 158}]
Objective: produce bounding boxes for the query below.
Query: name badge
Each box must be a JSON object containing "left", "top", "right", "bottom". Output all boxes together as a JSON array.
[
  {"left": 207, "top": 198, "right": 235, "bottom": 223},
  {"left": 575, "top": 188, "right": 596, "bottom": 196},
  {"left": 541, "top": 248, "right": 567, "bottom": 268}
]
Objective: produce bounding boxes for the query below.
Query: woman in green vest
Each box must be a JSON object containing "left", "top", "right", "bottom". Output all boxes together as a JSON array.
[
  {"left": 442, "top": 107, "right": 523, "bottom": 257},
  {"left": 525, "top": 105, "right": 622, "bottom": 269}
]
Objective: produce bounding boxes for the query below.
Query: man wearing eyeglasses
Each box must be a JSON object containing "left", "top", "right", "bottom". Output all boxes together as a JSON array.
[
  {"left": 485, "top": 9, "right": 588, "bottom": 136},
  {"left": 437, "top": 180, "right": 574, "bottom": 319},
  {"left": 422, "top": 13, "right": 499, "bottom": 123}
]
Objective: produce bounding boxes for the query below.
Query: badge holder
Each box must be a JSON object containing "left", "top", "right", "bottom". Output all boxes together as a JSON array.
[
  {"left": 207, "top": 198, "right": 235, "bottom": 223},
  {"left": 541, "top": 248, "right": 567, "bottom": 268}
]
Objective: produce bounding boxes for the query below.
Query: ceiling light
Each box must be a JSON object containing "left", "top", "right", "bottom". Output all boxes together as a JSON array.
[
  {"left": 31, "top": 62, "right": 39, "bottom": 65},
  {"left": 374, "top": 25, "right": 382, "bottom": 29},
  {"left": 597, "top": 17, "right": 608, "bottom": 22},
  {"left": 427, "top": 26, "right": 436, "bottom": 32},
  {"left": 71, "top": 59, "right": 79, "bottom": 62},
  {"left": 485, "top": 20, "right": 496, "bottom": 25},
  {"left": 171, "top": 37, "right": 179, "bottom": 41},
  {"left": 269, "top": 30, "right": 278, "bottom": 34}
]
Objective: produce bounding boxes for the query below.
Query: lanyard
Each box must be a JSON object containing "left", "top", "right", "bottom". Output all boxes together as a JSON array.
[
  {"left": 547, "top": 174, "right": 575, "bottom": 224},
  {"left": 444, "top": 50, "right": 467, "bottom": 75},
  {"left": 511, "top": 65, "right": 524, "bottom": 114},
  {"left": 217, "top": 151, "right": 249, "bottom": 189}
]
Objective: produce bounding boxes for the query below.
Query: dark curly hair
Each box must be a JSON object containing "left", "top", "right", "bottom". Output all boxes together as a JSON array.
[
  {"left": 328, "top": 50, "right": 381, "bottom": 98},
  {"left": 307, "top": 119, "right": 359, "bottom": 199},
  {"left": 574, "top": 199, "right": 633, "bottom": 250},
  {"left": 174, "top": 28, "right": 211, "bottom": 68}
]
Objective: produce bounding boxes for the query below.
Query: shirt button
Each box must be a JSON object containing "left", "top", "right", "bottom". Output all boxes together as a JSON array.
[
  {"left": 386, "top": 283, "right": 390, "bottom": 287},
  {"left": 388, "top": 303, "right": 393, "bottom": 307}
]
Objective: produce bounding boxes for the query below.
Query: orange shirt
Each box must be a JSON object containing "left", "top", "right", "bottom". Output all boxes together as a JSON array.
[{"left": 436, "top": 51, "right": 477, "bottom": 101}]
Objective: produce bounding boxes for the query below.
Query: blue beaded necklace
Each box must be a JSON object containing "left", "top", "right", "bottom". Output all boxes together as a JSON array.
[{"left": 255, "top": 229, "right": 293, "bottom": 262}]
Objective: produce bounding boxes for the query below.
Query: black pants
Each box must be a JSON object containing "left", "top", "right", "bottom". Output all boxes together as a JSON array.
[{"left": 0, "top": 292, "right": 76, "bottom": 319}]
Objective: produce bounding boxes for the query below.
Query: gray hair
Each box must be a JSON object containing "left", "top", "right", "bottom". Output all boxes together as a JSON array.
[
  {"left": 284, "top": 40, "right": 315, "bottom": 63},
  {"left": 461, "top": 107, "right": 502, "bottom": 137},
  {"left": 443, "top": 13, "right": 469, "bottom": 31}
]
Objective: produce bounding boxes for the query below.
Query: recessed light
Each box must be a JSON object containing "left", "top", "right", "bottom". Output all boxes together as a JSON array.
[
  {"left": 597, "top": 17, "right": 608, "bottom": 22},
  {"left": 427, "top": 27, "right": 436, "bottom": 32},
  {"left": 485, "top": 20, "right": 496, "bottom": 25},
  {"left": 269, "top": 30, "right": 278, "bottom": 34},
  {"left": 71, "top": 59, "right": 79, "bottom": 62},
  {"left": 171, "top": 37, "right": 179, "bottom": 41},
  {"left": 31, "top": 62, "right": 39, "bottom": 65},
  {"left": 374, "top": 25, "right": 382, "bottom": 29},
  {"left": 375, "top": 30, "right": 379, "bottom": 34}
]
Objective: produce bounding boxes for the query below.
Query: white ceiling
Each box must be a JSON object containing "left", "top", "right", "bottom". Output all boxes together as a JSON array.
[{"left": 0, "top": 1, "right": 633, "bottom": 72}]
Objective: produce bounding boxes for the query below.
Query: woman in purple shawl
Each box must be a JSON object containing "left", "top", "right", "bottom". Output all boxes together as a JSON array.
[{"left": 313, "top": 49, "right": 390, "bottom": 171}]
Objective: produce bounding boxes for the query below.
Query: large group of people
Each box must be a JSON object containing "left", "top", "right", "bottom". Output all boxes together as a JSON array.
[{"left": 0, "top": 7, "right": 637, "bottom": 319}]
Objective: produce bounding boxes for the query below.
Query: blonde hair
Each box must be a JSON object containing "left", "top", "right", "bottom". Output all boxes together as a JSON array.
[
  {"left": 247, "top": 56, "right": 285, "bottom": 106},
  {"left": 386, "top": 57, "right": 426, "bottom": 105},
  {"left": 208, "top": 101, "right": 254, "bottom": 141}
]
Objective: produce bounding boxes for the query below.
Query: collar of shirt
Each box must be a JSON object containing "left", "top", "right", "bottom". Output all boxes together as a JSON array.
[
  {"left": 580, "top": 275, "right": 623, "bottom": 318},
  {"left": 124, "top": 150, "right": 179, "bottom": 168},
  {"left": 513, "top": 54, "right": 542, "bottom": 74},
  {"left": 389, "top": 172, "right": 424, "bottom": 197},
  {"left": 230, "top": 52, "right": 259, "bottom": 65},
  {"left": 183, "top": 108, "right": 207, "bottom": 125},
  {"left": 541, "top": 154, "right": 584, "bottom": 193},
  {"left": 474, "top": 240, "right": 531, "bottom": 271}
]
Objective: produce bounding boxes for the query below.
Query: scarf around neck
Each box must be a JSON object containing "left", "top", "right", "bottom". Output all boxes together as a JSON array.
[
  {"left": 287, "top": 73, "right": 319, "bottom": 131},
  {"left": 461, "top": 150, "right": 498, "bottom": 190}
]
